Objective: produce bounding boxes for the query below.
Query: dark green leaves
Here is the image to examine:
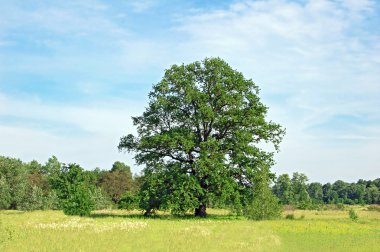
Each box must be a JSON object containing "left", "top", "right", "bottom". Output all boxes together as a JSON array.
[{"left": 120, "top": 57, "right": 285, "bottom": 216}]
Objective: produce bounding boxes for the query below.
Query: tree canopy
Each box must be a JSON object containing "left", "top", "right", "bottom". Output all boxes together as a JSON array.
[{"left": 119, "top": 58, "right": 285, "bottom": 216}]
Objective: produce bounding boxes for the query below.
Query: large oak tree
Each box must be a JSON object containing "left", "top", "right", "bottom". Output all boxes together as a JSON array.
[{"left": 119, "top": 58, "right": 284, "bottom": 216}]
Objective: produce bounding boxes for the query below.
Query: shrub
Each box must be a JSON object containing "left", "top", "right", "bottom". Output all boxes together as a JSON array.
[
  {"left": 62, "top": 185, "right": 94, "bottom": 216},
  {"left": 348, "top": 208, "right": 358, "bottom": 221}
]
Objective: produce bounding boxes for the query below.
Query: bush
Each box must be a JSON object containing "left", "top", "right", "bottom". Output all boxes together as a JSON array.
[
  {"left": 62, "top": 185, "right": 94, "bottom": 216},
  {"left": 348, "top": 208, "right": 358, "bottom": 221}
]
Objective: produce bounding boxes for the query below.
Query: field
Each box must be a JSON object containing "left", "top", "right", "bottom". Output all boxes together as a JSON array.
[{"left": 1, "top": 206, "right": 380, "bottom": 252}]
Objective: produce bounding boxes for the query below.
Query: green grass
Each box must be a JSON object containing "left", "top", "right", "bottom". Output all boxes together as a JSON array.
[{"left": 1, "top": 206, "right": 380, "bottom": 251}]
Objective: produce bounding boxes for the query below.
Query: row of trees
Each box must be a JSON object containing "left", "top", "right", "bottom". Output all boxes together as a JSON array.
[
  {"left": 0, "top": 154, "right": 280, "bottom": 219},
  {"left": 273, "top": 172, "right": 380, "bottom": 208},
  {"left": 0, "top": 156, "right": 139, "bottom": 215},
  {"left": 2, "top": 154, "right": 379, "bottom": 216}
]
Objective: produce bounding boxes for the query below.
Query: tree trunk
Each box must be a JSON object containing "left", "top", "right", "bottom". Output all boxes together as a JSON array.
[{"left": 195, "top": 204, "right": 207, "bottom": 217}]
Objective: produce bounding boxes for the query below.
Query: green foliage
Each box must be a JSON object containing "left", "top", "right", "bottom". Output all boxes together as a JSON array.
[
  {"left": 43, "top": 156, "right": 61, "bottom": 176},
  {"left": 90, "top": 187, "right": 112, "bottom": 210},
  {"left": 0, "top": 156, "right": 27, "bottom": 209},
  {"left": 366, "top": 185, "right": 380, "bottom": 204},
  {"left": 0, "top": 176, "right": 11, "bottom": 209},
  {"left": 52, "top": 163, "right": 95, "bottom": 216},
  {"left": 244, "top": 167, "right": 282, "bottom": 220},
  {"left": 19, "top": 185, "right": 45, "bottom": 211},
  {"left": 100, "top": 165, "right": 134, "bottom": 204},
  {"left": 119, "top": 58, "right": 285, "bottom": 216},
  {"left": 62, "top": 183, "right": 94, "bottom": 216},
  {"left": 119, "top": 191, "right": 139, "bottom": 210},
  {"left": 308, "top": 182, "right": 323, "bottom": 204},
  {"left": 137, "top": 169, "right": 165, "bottom": 215},
  {"left": 43, "top": 190, "right": 60, "bottom": 210},
  {"left": 348, "top": 208, "right": 358, "bottom": 221},
  {"left": 273, "top": 174, "right": 293, "bottom": 204},
  {"left": 291, "top": 172, "right": 311, "bottom": 209},
  {"left": 111, "top": 161, "right": 132, "bottom": 174}
]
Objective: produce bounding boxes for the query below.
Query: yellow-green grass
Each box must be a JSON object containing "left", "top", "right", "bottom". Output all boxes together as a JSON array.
[{"left": 1, "top": 206, "right": 379, "bottom": 251}]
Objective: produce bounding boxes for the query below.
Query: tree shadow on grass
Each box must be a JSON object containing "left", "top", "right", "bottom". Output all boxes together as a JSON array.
[{"left": 89, "top": 211, "right": 243, "bottom": 221}]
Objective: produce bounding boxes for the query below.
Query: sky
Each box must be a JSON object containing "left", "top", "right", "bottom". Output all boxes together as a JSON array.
[{"left": 0, "top": 0, "right": 379, "bottom": 183}]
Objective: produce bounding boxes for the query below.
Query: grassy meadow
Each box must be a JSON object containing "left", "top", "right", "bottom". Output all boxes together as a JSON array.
[{"left": 1, "top": 206, "right": 380, "bottom": 252}]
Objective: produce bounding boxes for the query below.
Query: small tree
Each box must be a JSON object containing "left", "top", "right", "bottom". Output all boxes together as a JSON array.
[
  {"left": 52, "top": 163, "right": 94, "bottom": 216},
  {"left": 63, "top": 184, "right": 94, "bottom": 216},
  {"left": 245, "top": 166, "right": 281, "bottom": 220}
]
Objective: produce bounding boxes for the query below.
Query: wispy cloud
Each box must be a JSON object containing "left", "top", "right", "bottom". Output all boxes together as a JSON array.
[{"left": 128, "top": 0, "right": 158, "bottom": 13}]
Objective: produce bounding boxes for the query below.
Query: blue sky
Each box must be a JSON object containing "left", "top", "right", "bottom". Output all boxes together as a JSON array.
[{"left": 0, "top": 0, "right": 379, "bottom": 182}]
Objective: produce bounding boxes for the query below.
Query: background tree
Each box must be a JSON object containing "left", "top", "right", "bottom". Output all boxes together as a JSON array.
[
  {"left": 273, "top": 174, "right": 293, "bottom": 205},
  {"left": 291, "top": 172, "right": 311, "bottom": 209},
  {"left": 0, "top": 156, "right": 27, "bottom": 209},
  {"left": 332, "top": 180, "right": 348, "bottom": 203},
  {"left": 0, "top": 176, "right": 11, "bottom": 209},
  {"left": 119, "top": 58, "right": 285, "bottom": 217},
  {"left": 100, "top": 161, "right": 134, "bottom": 204},
  {"left": 307, "top": 182, "right": 323, "bottom": 205},
  {"left": 366, "top": 185, "right": 380, "bottom": 204},
  {"left": 322, "top": 183, "right": 338, "bottom": 204}
]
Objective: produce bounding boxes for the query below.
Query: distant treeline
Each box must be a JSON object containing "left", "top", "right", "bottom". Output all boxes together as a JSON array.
[
  {"left": 273, "top": 173, "right": 380, "bottom": 209},
  {"left": 1, "top": 155, "right": 379, "bottom": 214}
]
